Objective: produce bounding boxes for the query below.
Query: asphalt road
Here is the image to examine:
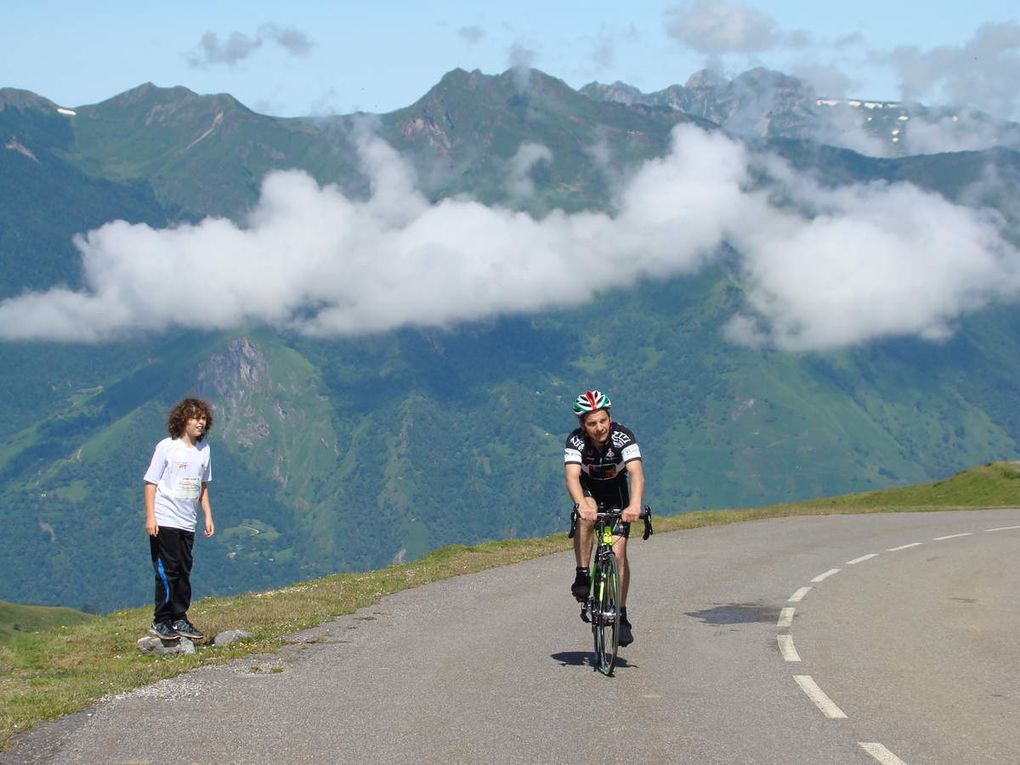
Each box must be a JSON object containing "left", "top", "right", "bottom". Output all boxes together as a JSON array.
[{"left": 4, "top": 508, "right": 1019, "bottom": 764}]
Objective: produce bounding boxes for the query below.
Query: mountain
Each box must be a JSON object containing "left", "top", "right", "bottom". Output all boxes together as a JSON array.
[
  {"left": 581, "top": 67, "right": 1020, "bottom": 155},
  {"left": 1, "top": 69, "right": 1019, "bottom": 612}
]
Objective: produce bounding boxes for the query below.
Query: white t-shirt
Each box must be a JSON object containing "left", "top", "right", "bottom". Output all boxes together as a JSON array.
[{"left": 143, "top": 437, "right": 212, "bottom": 531}]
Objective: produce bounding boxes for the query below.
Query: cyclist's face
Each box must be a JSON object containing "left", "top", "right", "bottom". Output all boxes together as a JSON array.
[{"left": 581, "top": 409, "right": 611, "bottom": 446}]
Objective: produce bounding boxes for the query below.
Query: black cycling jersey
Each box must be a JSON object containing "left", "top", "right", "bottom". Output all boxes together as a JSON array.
[{"left": 564, "top": 422, "right": 641, "bottom": 509}]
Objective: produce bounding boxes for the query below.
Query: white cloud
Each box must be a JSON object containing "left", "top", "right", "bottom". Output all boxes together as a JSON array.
[
  {"left": 189, "top": 24, "right": 313, "bottom": 68},
  {"left": 508, "top": 142, "right": 552, "bottom": 198},
  {"left": 666, "top": 0, "right": 779, "bottom": 55},
  {"left": 458, "top": 26, "right": 485, "bottom": 45},
  {"left": 726, "top": 164, "right": 1020, "bottom": 350},
  {"left": 1, "top": 126, "right": 1017, "bottom": 351},
  {"left": 881, "top": 22, "right": 1020, "bottom": 120}
]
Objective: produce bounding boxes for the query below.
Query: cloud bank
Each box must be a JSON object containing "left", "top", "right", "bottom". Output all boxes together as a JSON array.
[{"left": 2, "top": 126, "right": 1017, "bottom": 351}]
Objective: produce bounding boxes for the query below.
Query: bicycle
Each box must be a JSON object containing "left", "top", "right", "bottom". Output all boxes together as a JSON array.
[{"left": 569, "top": 503, "right": 653, "bottom": 676}]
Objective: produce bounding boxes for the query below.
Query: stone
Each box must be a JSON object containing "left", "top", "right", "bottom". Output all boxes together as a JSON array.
[
  {"left": 213, "top": 629, "right": 255, "bottom": 646},
  {"left": 137, "top": 636, "right": 196, "bottom": 655}
]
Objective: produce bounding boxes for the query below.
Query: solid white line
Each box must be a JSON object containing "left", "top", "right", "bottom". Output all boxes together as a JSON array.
[
  {"left": 777, "top": 607, "right": 795, "bottom": 628},
  {"left": 887, "top": 542, "right": 922, "bottom": 551},
  {"left": 934, "top": 532, "right": 972, "bottom": 541},
  {"left": 846, "top": 553, "right": 878, "bottom": 565},
  {"left": 986, "top": 525, "right": 1020, "bottom": 532},
  {"left": 794, "top": 675, "right": 847, "bottom": 718},
  {"left": 859, "top": 742, "right": 909, "bottom": 764},
  {"left": 789, "top": 586, "right": 812, "bottom": 603},
  {"left": 811, "top": 568, "right": 840, "bottom": 583},
  {"left": 778, "top": 634, "right": 801, "bottom": 662}
]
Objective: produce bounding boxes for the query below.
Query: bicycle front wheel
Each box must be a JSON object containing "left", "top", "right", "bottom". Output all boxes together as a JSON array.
[{"left": 591, "top": 551, "right": 620, "bottom": 676}]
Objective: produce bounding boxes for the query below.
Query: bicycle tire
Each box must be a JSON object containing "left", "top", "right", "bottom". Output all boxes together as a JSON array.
[{"left": 591, "top": 550, "right": 620, "bottom": 675}]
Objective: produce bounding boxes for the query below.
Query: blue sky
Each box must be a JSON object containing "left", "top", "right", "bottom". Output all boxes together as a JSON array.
[{"left": 2, "top": 0, "right": 1019, "bottom": 117}]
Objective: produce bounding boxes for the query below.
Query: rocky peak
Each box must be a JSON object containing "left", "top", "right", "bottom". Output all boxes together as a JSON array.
[{"left": 197, "top": 337, "right": 271, "bottom": 448}]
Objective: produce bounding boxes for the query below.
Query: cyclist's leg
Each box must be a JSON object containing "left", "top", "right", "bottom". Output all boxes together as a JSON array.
[
  {"left": 574, "top": 515, "right": 594, "bottom": 568},
  {"left": 612, "top": 526, "right": 631, "bottom": 606}
]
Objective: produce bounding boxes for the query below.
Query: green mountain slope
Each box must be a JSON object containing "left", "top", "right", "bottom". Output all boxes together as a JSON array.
[{"left": 1, "top": 69, "right": 1019, "bottom": 612}]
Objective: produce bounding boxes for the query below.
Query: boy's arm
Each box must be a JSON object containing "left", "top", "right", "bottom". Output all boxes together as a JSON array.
[
  {"left": 143, "top": 482, "right": 158, "bottom": 537},
  {"left": 200, "top": 483, "right": 214, "bottom": 537}
]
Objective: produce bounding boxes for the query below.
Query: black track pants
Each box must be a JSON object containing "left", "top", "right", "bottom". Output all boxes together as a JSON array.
[{"left": 150, "top": 527, "right": 195, "bottom": 624}]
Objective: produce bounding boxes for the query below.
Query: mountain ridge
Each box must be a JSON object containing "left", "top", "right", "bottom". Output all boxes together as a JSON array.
[{"left": 1, "top": 66, "right": 1018, "bottom": 612}]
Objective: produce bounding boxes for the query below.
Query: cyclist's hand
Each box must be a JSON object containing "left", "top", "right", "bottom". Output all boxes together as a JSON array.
[
  {"left": 577, "top": 500, "right": 598, "bottom": 522},
  {"left": 621, "top": 504, "right": 641, "bottom": 523}
]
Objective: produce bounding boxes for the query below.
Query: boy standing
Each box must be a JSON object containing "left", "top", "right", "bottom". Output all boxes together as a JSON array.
[{"left": 144, "top": 398, "right": 215, "bottom": 641}]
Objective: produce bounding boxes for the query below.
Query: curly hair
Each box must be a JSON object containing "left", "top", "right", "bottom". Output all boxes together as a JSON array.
[{"left": 166, "top": 398, "right": 214, "bottom": 442}]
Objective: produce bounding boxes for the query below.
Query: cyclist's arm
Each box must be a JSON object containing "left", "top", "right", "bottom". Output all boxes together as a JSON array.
[
  {"left": 622, "top": 458, "right": 644, "bottom": 523},
  {"left": 565, "top": 463, "right": 597, "bottom": 521}
]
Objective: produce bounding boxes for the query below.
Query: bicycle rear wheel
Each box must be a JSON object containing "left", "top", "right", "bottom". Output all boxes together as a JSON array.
[{"left": 591, "top": 551, "right": 620, "bottom": 675}]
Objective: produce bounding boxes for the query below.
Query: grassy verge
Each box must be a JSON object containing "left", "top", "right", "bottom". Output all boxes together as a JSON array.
[{"left": 3, "top": 461, "right": 1019, "bottom": 749}]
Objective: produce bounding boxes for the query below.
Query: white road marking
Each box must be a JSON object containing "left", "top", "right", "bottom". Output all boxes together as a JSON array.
[
  {"left": 886, "top": 542, "right": 922, "bottom": 551},
  {"left": 777, "top": 607, "right": 795, "bottom": 628},
  {"left": 934, "top": 532, "right": 972, "bottom": 541},
  {"left": 789, "top": 586, "right": 812, "bottom": 602},
  {"left": 846, "top": 553, "right": 878, "bottom": 565},
  {"left": 794, "top": 675, "right": 848, "bottom": 718},
  {"left": 778, "top": 634, "right": 801, "bottom": 662},
  {"left": 859, "top": 741, "right": 909, "bottom": 764},
  {"left": 811, "top": 568, "right": 840, "bottom": 583},
  {"left": 986, "top": 525, "right": 1020, "bottom": 532}
]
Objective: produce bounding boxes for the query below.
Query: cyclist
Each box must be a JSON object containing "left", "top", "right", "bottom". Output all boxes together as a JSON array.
[{"left": 564, "top": 390, "right": 644, "bottom": 646}]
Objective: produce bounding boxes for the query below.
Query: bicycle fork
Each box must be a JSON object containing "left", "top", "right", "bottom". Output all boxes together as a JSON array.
[{"left": 579, "top": 571, "right": 607, "bottom": 624}]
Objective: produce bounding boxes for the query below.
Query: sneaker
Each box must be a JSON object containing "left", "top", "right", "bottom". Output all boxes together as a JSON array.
[
  {"left": 618, "top": 617, "right": 634, "bottom": 647},
  {"left": 571, "top": 569, "right": 591, "bottom": 601},
  {"left": 171, "top": 619, "right": 204, "bottom": 640},
  {"left": 148, "top": 620, "right": 180, "bottom": 641}
]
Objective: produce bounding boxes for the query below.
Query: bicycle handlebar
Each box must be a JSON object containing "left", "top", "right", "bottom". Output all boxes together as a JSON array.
[{"left": 568, "top": 504, "right": 654, "bottom": 540}]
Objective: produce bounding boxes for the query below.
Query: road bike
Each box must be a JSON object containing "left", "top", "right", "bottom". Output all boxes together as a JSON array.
[{"left": 569, "top": 504, "right": 653, "bottom": 676}]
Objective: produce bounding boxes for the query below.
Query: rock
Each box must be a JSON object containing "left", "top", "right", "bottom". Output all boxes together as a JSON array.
[
  {"left": 213, "top": 629, "right": 255, "bottom": 646},
  {"left": 137, "top": 636, "right": 196, "bottom": 655}
]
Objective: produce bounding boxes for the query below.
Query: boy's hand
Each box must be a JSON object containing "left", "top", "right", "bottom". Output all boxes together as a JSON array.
[
  {"left": 204, "top": 518, "right": 215, "bottom": 538},
  {"left": 145, "top": 517, "right": 159, "bottom": 537}
]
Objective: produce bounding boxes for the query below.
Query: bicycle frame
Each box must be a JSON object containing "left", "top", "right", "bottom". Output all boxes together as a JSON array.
[{"left": 569, "top": 504, "right": 653, "bottom": 676}]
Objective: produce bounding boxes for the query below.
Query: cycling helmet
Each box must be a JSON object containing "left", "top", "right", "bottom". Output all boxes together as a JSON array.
[{"left": 572, "top": 390, "right": 612, "bottom": 416}]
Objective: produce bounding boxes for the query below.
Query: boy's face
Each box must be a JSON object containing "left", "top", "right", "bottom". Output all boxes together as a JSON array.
[
  {"left": 185, "top": 415, "right": 207, "bottom": 441},
  {"left": 581, "top": 409, "right": 611, "bottom": 447}
]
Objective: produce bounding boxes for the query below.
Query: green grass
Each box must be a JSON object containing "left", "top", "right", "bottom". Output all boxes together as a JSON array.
[
  {"left": 3, "top": 460, "right": 1019, "bottom": 750},
  {"left": 0, "top": 602, "right": 95, "bottom": 643}
]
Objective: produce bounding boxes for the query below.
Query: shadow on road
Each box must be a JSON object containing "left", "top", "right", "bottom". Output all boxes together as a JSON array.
[
  {"left": 550, "top": 651, "right": 634, "bottom": 670},
  {"left": 685, "top": 603, "right": 781, "bottom": 624}
]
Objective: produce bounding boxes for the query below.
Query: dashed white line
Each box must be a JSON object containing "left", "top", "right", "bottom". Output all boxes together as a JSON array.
[
  {"left": 777, "top": 607, "right": 795, "bottom": 629},
  {"left": 778, "top": 634, "right": 801, "bottom": 662},
  {"left": 986, "top": 525, "right": 1020, "bottom": 532},
  {"left": 789, "top": 586, "right": 812, "bottom": 603},
  {"left": 846, "top": 553, "right": 878, "bottom": 565},
  {"left": 811, "top": 568, "right": 841, "bottom": 583},
  {"left": 934, "top": 532, "right": 972, "bottom": 541},
  {"left": 886, "top": 542, "right": 922, "bottom": 551},
  {"left": 859, "top": 741, "right": 909, "bottom": 764},
  {"left": 794, "top": 675, "right": 847, "bottom": 718}
]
